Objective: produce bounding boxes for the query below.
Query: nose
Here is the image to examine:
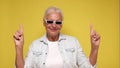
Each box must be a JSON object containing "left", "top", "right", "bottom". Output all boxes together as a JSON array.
[
  {"left": 52, "top": 21, "right": 57, "bottom": 27},
  {"left": 52, "top": 23, "right": 57, "bottom": 28}
]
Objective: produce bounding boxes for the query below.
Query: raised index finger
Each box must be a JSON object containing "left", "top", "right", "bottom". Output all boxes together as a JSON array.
[
  {"left": 19, "top": 24, "right": 24, "bottom": 34},
  {"left": 90, "top": 24, "right": 93, "bottom": 34}
]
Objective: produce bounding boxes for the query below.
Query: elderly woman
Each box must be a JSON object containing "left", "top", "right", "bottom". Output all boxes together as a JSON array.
[{"left": 13, "top": 7, "right": 100, "bottom": 68}]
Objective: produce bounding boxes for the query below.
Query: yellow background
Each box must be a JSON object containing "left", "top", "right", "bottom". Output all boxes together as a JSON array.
[{"left": 0, "top": 0, "right": 119, "bottom": 68}]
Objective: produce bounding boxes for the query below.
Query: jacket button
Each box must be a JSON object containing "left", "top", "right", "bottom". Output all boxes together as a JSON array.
[{"left": 43, "top": 63, "right": 45, "bottom": 65}]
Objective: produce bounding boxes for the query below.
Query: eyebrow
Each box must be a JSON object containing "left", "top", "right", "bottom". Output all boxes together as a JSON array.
[{"left": 47, "top": 19, "right": 62, "bottom": 21}]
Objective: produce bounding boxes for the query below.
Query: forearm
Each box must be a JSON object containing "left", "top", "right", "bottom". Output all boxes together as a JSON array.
[
  {"left": 15, "top": 47, "right": 24, "bottom": 68},
  {"left": 89, "top": 47, "right": 99, "bottom": 66}
]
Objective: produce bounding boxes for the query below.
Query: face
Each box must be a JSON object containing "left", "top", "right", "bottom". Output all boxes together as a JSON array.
[{"left": 44, "top": 12, "right": 62, "bottom": 37}]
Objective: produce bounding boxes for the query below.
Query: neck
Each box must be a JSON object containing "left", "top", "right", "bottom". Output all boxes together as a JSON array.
[{"left": 47, "top": 34, "right": 59, "bottom": 41}]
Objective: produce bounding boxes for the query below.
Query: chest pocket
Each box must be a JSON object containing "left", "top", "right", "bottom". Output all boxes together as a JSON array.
[
  {"left": 33, "top": 51, "right": 43, "bottom": 57},
  {"left": 65, "top": 48, "right": 76, "bottom": 62},
  {"left": 65, "top": 48, "right": 75, "bottom": 53},
  {"left": 65, "top": 48, "right": 76, "bottom": 57}
]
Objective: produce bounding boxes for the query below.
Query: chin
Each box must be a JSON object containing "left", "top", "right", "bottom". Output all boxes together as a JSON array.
[
  {"left": 49, "top": 32, "right": 59, "bottom": 37},
  {"left": 51, "top": 33, "right": 58, "bottom": 37}
]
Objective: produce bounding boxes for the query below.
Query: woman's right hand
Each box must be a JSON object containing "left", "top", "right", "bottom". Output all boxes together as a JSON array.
[{"left": 13, "top": 24, "right": 24, "bottom": 49}]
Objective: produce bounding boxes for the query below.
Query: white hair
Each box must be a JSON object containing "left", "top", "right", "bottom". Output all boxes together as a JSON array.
[{"left": 44, "top": 6, "right": 63, "bottom": 20}]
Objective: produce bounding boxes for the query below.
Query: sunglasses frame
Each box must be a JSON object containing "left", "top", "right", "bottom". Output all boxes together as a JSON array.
[{"left": 44, "top": 19, "right": 63, "bottom": 25}]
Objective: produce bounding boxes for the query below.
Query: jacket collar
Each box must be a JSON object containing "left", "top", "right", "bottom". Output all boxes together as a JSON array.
[{"left": 39, "top": 33, "right": 66, "bottom": 45}]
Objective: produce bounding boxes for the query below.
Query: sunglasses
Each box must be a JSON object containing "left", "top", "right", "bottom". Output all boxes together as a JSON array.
[{"left": 45, "top": 19, "right": 62, "bottom": 24}]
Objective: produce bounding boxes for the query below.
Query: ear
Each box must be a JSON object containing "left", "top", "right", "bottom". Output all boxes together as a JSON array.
[{"left": 43, "top": 19, "right": 46, "bottom": 26}]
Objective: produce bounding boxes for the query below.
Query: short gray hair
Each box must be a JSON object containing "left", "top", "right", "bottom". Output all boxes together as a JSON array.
[{"left": 44, "top": 6, "right": 63, "bottom": 20}]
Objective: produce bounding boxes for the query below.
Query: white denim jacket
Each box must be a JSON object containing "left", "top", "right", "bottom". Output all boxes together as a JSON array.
[{"left": 24, "top": 34, "right": 96, "bottom": 68}]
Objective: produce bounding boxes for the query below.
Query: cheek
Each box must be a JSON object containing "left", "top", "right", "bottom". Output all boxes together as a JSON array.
[
  {"left": 46, "top": 26, "right": 50, "bottom": 31},
  {"left": 57, "top": 24, "right": 62, "bottom": 28},
  {"left": 45, "top": 24, "right": 50, "bottom": 29},
  {"left": 58, "top": 25, "right": 62, "bottom": 29}
]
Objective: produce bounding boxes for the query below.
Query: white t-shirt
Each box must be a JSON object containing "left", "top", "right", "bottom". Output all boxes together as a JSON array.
[{"left": 45, "top": 41, "right": 64, "bottom": 68}]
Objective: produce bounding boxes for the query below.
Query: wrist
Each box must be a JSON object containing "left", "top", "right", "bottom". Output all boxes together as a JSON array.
[
  {"left": 91, "top": 45, "right": 99, "bottom": 50},
  {"left": 15, "top": 44, "right": 23, "bottom": 49},
  {"left": 15, "top": 46, "right": 23, "bottom": 52},
  {"left": 91, "top": 47, "right": 99, "bottom": 55}
]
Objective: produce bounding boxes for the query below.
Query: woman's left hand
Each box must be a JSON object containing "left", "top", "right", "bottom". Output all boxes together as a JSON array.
[{"left": 90, "top": 25, "right": 101, "bottom": 49}]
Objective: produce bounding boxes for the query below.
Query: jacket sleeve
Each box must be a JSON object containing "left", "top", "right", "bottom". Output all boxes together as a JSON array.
[{"left": 75, "top": 39, "right": 96, "bottom": 68}]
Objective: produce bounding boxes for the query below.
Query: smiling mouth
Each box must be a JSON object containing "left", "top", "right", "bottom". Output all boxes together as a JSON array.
[{"left": 50, "top": 28, "right": 58, "bottom": 32}]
